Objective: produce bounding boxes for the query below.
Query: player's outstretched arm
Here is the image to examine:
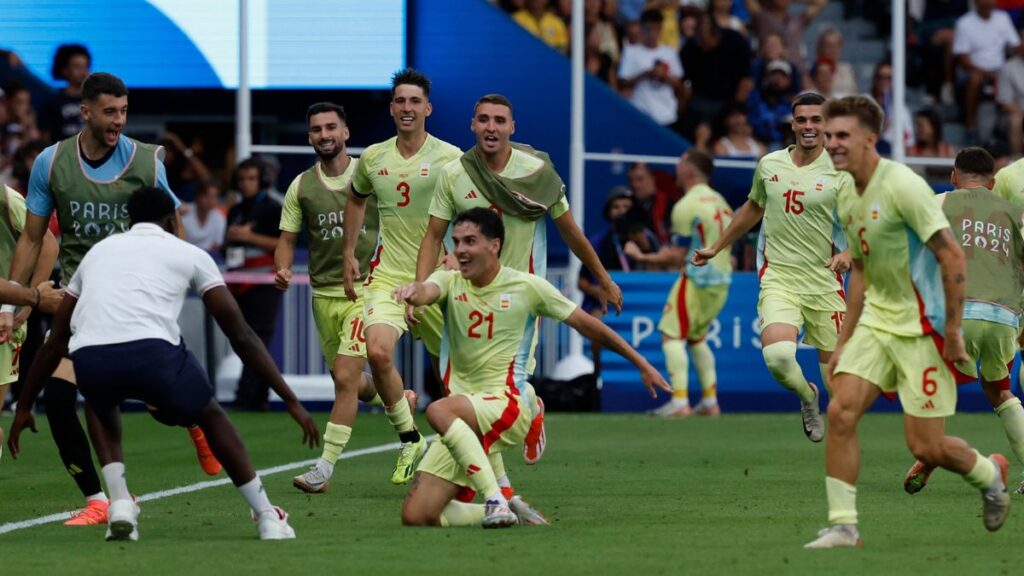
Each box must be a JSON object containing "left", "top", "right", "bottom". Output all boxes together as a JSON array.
[
  {"left": 7, "top": 294, "right": 77, "bottom": 459},
  {"left": 341, "top": 187, "right": 368, "bottom": 301},
  {"left": 8, "top": 212, "right": 49, "bottom": 286},
  {"left": 554, "top": 210, "right": 623, "bottom": 315},
  {"left": 393, "top": 281, "right": 442, "bottom": 308},
  {"left": 416, "top": 216, "right": 449, "bottom": 283},
  {"left": 203, "top": 286, "right": 320, "bottom": 447},
  {"left": 692, "top": 199, "right": 763, "bottom": 266},
  {"left": 927, "top": 228, "right": 970, "bottom": 364},
  {"left": 273, "top": 231, "right": 299, "bottom": 291},
  {"left": 563, "top": 308, "right": 671, "bottom": 397},
  {"left": 827, "top": 258, "right": 864, "bottom": 378}
]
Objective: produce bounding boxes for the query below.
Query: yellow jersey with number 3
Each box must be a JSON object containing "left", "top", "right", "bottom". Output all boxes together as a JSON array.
[
  {"left": 749, "top": 146, "right": 852, "bottom": 298},
  {"left": 427, "top": 267, "right": 577, "bottom": 397},
  {"left": 352, "top": 135, "right": 461, "bottom": 286}
]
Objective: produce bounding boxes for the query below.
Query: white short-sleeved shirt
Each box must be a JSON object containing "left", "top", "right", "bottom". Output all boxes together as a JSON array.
[
  {"left": 618, "top": 43, "right": 682, "bottom": 125},
  {"left": 66, "top": 223, "right": 225, "bottom": 352},
  {"left": 953, "top": 10, "right": 1020, "bottom": 72}
]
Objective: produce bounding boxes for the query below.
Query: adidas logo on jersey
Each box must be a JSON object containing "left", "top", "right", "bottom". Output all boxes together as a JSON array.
[
  {"left": 378, "top": 168, "right": 389, "bottom": 176},
  {"left": 768, "top": 174, "right": 779, "bottom": 182},
  {"left": 349, "top": 344, "right": 361, "bottom": 352},
  {"left": 456, "top": 293, "right": 468, "bottom": 302},
  {"left": 921, "top": 400, "right": 935, "bottom": 410},
  {"left": 465, "top": 190, "right": 479, "bottom": 199}
]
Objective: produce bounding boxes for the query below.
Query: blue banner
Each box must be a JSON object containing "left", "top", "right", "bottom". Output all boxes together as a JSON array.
[{"left": 597, "top": 272, "right": 1021, "bottom": 412}]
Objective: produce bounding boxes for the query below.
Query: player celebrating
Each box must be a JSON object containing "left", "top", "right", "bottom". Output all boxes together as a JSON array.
[
  {"left": 7, "top": 186, "right": 319, "bottom": 541},
  {"left": 2, "top": 73, "right": 221, "bottom": 527},
  {"left": 692, "top": 92, "right": 852, "bottom": 441},
  {"left": 628, "top": 151, "right": 732, "bottom": 417},
  {"left": 806, "top": 96, "right": 1010, "bottom": 549},
  {"left": 341, "top": 69, "right": 461, "bottom": 484},
  {"left": 396, "top": 208, "right": 669, "bottom": 528},
  {"left": 903, "top": 147, "right": 1024, "bottom": 496}
]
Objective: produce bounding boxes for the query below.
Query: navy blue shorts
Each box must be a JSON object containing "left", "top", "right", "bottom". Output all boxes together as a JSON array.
[{"left": 72, "top": 338, "right": 214, "bottom": 421}]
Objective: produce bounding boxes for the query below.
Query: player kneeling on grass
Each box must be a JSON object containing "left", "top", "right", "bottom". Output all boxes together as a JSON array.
[
  {"left": 395, "top": 208, "right": 670, "bottom": 528},
  {"left": 6, "top": 186, "right": 320, "bottom": 542}
]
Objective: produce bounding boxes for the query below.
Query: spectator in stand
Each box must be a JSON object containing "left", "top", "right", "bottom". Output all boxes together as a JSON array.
[
  {"left": 714, "top": 106, "right": 765, "bottom": 157},
  {"left": 998, "top": 51, "right": 1024, "bottom": 156},
  {"left": 744, "top": 0, "right": 827, "bottom": 70},
  {"left": 1, "top": 80, "right": 40, "bottom": 159},
  {"left": 746, "top": 59, "right": 796, "bottom": 147},
  {"left": 498, "top": 0, "right": 526, "bottom": 11},
  {"left": 680, "top": 13, "right": 754, "bottom": 134},
  {"left": 814, "top": 26, "right": 857, "bottom": 95},
  {"left": 909, "top": 0, "right": 969, "bottom": 105},
  {"left": 953, "top": 0, "right": 1021, "bottom": 139},
  {"left": 160, "top": 132, "right": 212, "bottom": 203},
  {"left": 751, "top": 33, "right": 803, "bottom": 95},
  {"left": 627, "top": 162, "right": 676, "bottom": 244},
  {"left": 985, "top": 139, "right": 1012, "bottom": 172},
  {"left": 711, "top": 0, "right": 748, "bottom": 36},
  {"left": 618, "top": 9, "right": 686, "bottom": 131},
  {"left": 513, "top": 0, "right": 570, "bottom": 54},
  {"left": 183, "top": 179, "right": 227, "bottom": 254},
  {"left": 908, "top": 109, "right": 956, "bottom": 158},
  {"left": 870, "top": 61, "right": 915, "bottom": 154},
  {"left": 39, "top": 44, "right": 90, "bottom": 143},
  {"left": 587, "top": 23, "right": 619, "bottom": 88},
  {"left": 585, "top": 0, "right": 621, "bottom": 65},
  {"left": 692, "top": 121, "right": 715, "bottom": 154},
  {"left": 1, "top": 138, "right": 46, "bottom": 192},
  {"left": 808, "top": 57, "right": 847, "bottom": 100}
]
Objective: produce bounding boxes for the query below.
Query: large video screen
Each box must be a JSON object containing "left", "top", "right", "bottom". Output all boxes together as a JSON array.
[{"left": 0, "top": 0, "right": 406, "bottom": 89}]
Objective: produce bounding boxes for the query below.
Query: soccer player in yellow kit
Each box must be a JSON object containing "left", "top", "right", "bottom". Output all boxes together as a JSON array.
[
  {"left": 341, "top": 69, "right": 461, "bottom": 484},
  {"left": 805, "top": 96, "right": 1010, "bottom": 549},
  {"left": 629, "top": 151, "right": 732, "bottom": 417},
  {"left": 396, "top": 208, "right": 669, "bottom": 528},
  {"left": 991, "top": 158, "right": 1024, "bottom": 394},
  {"left": 693, "top": 92, "right": 853, "bottom": 441}
]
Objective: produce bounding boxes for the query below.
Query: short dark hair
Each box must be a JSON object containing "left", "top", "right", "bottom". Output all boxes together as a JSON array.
[
  {"left": 391, "top": 68, "right": 431, "bottom": 98},
  {"left": 128, "top": 186, "right": 176, "bottom": 226},
  {"left": 823, "top": 95, "right": 884, "bottom": 135},
  {"left": 684, "top": 149, "right": 714, "bottom": 179},
  {"left": 50, "top": 44, "right": 91, "bottom": 81},
  {"left": 791, "top": 91, "right": 826, "bottom": 115},
  {"left": 915, "top": 109, "right": 945, "bottom": 144},
  {"left": 232, "top": 157, "right": 266, "bottom": 191},
  {"left": 474, "top": 94, "right": 514, "bottom": 118},
  {"left": 82, "top": 72, "right": 127, "bottom": 102},
  {"left": 306, "top": 102, "right": 347, "bottom": 124},
  {"left": 640, "top": 9, "right": 663, "bottom": 24},
  {"left": 954, "top": 146, "right": 995, "bottom": 180},
  {"left": 452, "top": 207, "right": 505, "bottom": 257}
]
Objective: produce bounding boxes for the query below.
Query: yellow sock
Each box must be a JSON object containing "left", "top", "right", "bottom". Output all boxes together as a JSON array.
[
  {"left": 321, "top": 422, "right": 352, "bottom": 465},
  {"left": 996, "top": 397, "right": 1024, "bottom": 463},
  {"left": 385, "top": 396, "right": 416, "bottom": 434},
  {"left": 818, "top": 362, "right": 832, "bottom": 396},
  {"left": 442, "top": 419, "right": 500, "bottom": 499},
  {"left": 440, "top": 501, "right": 486, "bottom": 527},
  {"left": 689, "top": 341, "right": 717, "bottom": 401},
  {"left": 662, "top": 339, "right": 690, "bottom": 402},
  {"left": 763, "top": 342, "right": 815, "bottom": 403},
  {"left": 963, "top": 449, "right": 997, "bottom": 489},
  {"left": 825, "top": 476, "right": 858, "bottom": 525}
]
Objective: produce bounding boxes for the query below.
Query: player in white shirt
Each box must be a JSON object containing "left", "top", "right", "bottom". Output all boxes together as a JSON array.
[{"left": 6, "top": 186, "right": 320, "bottom": 542}]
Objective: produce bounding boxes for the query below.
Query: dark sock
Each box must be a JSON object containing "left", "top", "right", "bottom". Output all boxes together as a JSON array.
[
  {"left": 398, "top": 430, "right": 421, "bottom": 444},
  {"left": 43, "top": 377, "right": 102, "bottom": 498}
]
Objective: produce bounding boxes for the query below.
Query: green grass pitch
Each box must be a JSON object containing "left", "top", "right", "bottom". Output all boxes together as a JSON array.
[{"left": 0, "top": 411, "right": 1020, "bottom": 575}]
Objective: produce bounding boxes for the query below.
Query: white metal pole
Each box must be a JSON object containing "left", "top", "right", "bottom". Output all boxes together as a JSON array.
[
  {"left": 891, "top": 0, "right": 906, "bottom": 162},
  {"left": 567, "top": 0, "right": 585, "bottom": 358},
  {"left": 236, "top": 0, "right": 252, "bottom": 162}
]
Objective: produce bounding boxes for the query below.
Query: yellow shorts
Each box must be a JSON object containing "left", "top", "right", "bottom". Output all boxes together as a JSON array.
[
  {"left": 311, "top": 295, "right": 367, "bottom": 365},
  {"left": 758, "top": 288, "right": 846, "bottom": 351},
  {"left": 0, "top": 324, "right": 26, "bottom": 386},
  {"left": 956, "top": 319, "right": 1018, "bottom": 384},
  {"left": 657, "top": 276, "right": 729, "bottom": 342},
  {"left": 416, "top": 391, "right": 532, "bottom": 487},
  {"left": 362, "top": 283, "right": 444, "bottom": 357},
  {"left": 834, "top": 324, "right": 956, "bottom": 418}
]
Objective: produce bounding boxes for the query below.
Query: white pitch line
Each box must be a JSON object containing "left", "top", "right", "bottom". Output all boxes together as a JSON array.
[{"left": 0, "top": 436, "right": 434, "bottom": 536}]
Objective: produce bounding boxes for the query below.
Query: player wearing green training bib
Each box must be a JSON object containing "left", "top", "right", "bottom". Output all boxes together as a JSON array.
[
  {"left": 693, "top": 92, "right": 853, "bottom": 442},
  {"left": 902, "top": 147, "right": 1024, "bottom": 497},
  {"left": 340, "top": 69, "right": 460, "bottom": 485},
  {"left": 805, "top": 96, "right": 1010, "bottom": 549},
  {"left": 395, "top": 208, "right": 670, "bottom": 529}
]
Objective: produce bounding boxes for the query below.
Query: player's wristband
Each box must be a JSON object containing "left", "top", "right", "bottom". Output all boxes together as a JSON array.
[{"left": 2, "top": 280, "right": 21, "bottom": 313}]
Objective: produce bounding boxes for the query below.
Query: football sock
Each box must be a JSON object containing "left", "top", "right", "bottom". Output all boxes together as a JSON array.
[
  {"left": 442, "top": 418, "right": 501, "bottom": 501},
  {"left": 86, "top": 492, "right": 109, "bottom": 504},
  {"left": 690, "top": 340, "right": 717, "bottom": 402},
  {"left": 43, "top": 377, "right": 102, "bottom": 499},
  {"left": 238, "top": 477, "right": 274, "bottom": 515},
  {"left": 963, "top": 449, "right": 998, "bottom": 489},
  {"left": 490, "top": 453, "right": 515, "bottom": 499},
  {"left": 101, "top": 462, "right": 130, "bottom": 502},
  {"left": 762, "top": 342, "right": 815, "bottom": 403},
  {"left": 819, "top": 362, "right": 832, "bottom": 396},
  {"left": 386, "top": 397, "right": 420, "bottom": 443},
  {"left": 440, "top": 501, "right": 486, "bottom": 527},
  {"left": 661, "top": 339, "right": 690, "bottom": 403},
  {"left": 825, "top": 476, "right": 858, "bottom": 525},
  {"left": 995, "top": 397, "right": 1024, "bottom": 463},
  {"left": 321, "top": 422, "right": 352, "bottom": 466}
]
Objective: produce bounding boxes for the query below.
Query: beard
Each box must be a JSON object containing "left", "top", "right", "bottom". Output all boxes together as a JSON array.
[{"left": 316, "top": 146, "right": 341, "bottom": 161}]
